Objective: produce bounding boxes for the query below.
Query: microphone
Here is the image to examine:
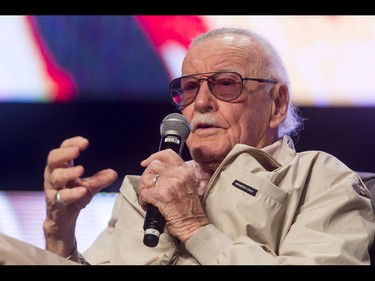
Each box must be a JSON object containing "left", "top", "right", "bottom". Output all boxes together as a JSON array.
[{"left": 143, "top": 112, "right": 191, "bottom": 247}]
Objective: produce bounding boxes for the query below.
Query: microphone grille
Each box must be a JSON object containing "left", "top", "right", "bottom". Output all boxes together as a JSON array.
[{"left": 160, "top": 113, "right": 191, "bottom": 141}]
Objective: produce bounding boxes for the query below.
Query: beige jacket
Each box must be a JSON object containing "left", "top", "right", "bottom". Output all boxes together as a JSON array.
[{"left": 83, "top": 136, "right": 375, "bottom": 265}]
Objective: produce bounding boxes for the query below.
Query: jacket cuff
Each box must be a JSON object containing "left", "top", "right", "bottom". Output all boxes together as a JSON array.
[{"left": 185, "top": 224, "right": 233, "bottom": 264}]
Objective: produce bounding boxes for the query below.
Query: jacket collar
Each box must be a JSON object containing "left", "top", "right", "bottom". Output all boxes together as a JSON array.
[{"left": 225, "top": 135, "right": 296, "bottom": 172}]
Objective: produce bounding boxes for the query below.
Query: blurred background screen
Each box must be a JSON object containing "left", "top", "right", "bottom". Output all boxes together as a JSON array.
[
  {"left": 1, "top": 15, "right": 374, "bottom": 106},
  {"left": 0, "top": 15, "right": 374, "bottom": 251}
]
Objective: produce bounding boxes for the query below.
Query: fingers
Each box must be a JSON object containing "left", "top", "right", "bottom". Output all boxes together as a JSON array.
[
  {"left": 138, "top": 150, "right": 185, "bottom": 203},
  {"left": 60, "top": 136, "right": 89, "bottom": 150},
  {"left": 44, "top": 165, "right": 85, "bottom": 191},
  {"left": 52, "top": 188, "right": 81, "bottom": 207},
  {"left": 138, "top": 159, "right": 195, "bottom": 209},
  {"left": 44, "top": 136, "right": 118, "bottom": 206},
  {"left": 139, "top": 149, "right": 184, "bottom": 206},
  {"left": 46, "top": 136, "right": 89, "bottom": 171},
  {"left": 45, "top": 136, "right": 89, "bottom": 187},
  {"left": 79, "top": 169, "right": 118, "bottom": 195},
  {"left": 46, "top": 169, "right": 118, "bottom": 211},
  {"left": 140, "top": 149, "right": 183, "bottom": 168},
  {"left": 138, "top": 163, "right": 207, "bottom": 243}
]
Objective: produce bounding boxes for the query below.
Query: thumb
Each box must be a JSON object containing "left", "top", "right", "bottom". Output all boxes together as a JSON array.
[{"left": 80, "top": 169, "right": 118, "bottom": 195}]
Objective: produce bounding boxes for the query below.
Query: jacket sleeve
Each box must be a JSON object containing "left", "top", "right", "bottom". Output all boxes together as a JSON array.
[
  {"left": 186, "top": 224, "right": 280, "bottom": 264},
  {"left": 80, "top": 193, "right": 123, "bottom": 264},
  {"left": 277, "top": 174, "right": 375, "bottom": 264}
]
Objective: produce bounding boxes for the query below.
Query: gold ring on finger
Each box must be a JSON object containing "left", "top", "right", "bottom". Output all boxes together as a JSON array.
[{"left": 153, "top": 174, "right": 160, "bottom": 188}]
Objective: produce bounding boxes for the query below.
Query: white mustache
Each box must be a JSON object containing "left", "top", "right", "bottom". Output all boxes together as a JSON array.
[{"left": 190, "top": 113, "right": 218, "bottom": 131}]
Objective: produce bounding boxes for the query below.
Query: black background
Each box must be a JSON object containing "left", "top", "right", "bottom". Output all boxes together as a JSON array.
[{"left": 0, "top": 103, "right": 374, "bottom": 192}]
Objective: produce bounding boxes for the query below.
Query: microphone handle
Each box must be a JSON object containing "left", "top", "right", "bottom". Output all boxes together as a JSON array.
[
  {"left": 143, "top": 206, "right": 166, "bottom": 247},
  {"left": 143, "top": 134, "right": 184, "bottom": 247}
]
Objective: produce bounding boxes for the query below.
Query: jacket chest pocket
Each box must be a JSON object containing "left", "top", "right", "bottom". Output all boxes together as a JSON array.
[{"left": 203, "top": 171, "right": 289, "bottom": 249}]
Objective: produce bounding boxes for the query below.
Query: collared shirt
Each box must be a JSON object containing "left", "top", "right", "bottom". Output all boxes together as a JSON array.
[{"left": 186, "top": 139, "right": 283, "bottom": 196}]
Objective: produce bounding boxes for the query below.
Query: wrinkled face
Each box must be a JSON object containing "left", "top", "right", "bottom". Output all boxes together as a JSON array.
[{"left": 181, "top": 34, "right": 277, "bottom": 169}]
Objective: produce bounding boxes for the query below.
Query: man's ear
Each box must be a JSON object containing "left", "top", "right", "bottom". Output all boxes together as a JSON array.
[{"left": 269, "top": 83, "right": 289, "bottom": 128}]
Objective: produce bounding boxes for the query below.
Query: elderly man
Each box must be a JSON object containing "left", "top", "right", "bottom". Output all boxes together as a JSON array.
[{"left": 4, "top": 27, "right": 374, "bottom": 265}]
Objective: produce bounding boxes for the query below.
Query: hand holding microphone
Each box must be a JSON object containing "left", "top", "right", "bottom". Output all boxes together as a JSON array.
[{"left": 143, "top": 112, "right": 191, "bottom": 247}]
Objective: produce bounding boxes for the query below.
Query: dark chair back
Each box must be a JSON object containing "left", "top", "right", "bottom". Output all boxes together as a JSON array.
[{"left": 357, "top": 172, "right": 375, "bottom": 265}]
